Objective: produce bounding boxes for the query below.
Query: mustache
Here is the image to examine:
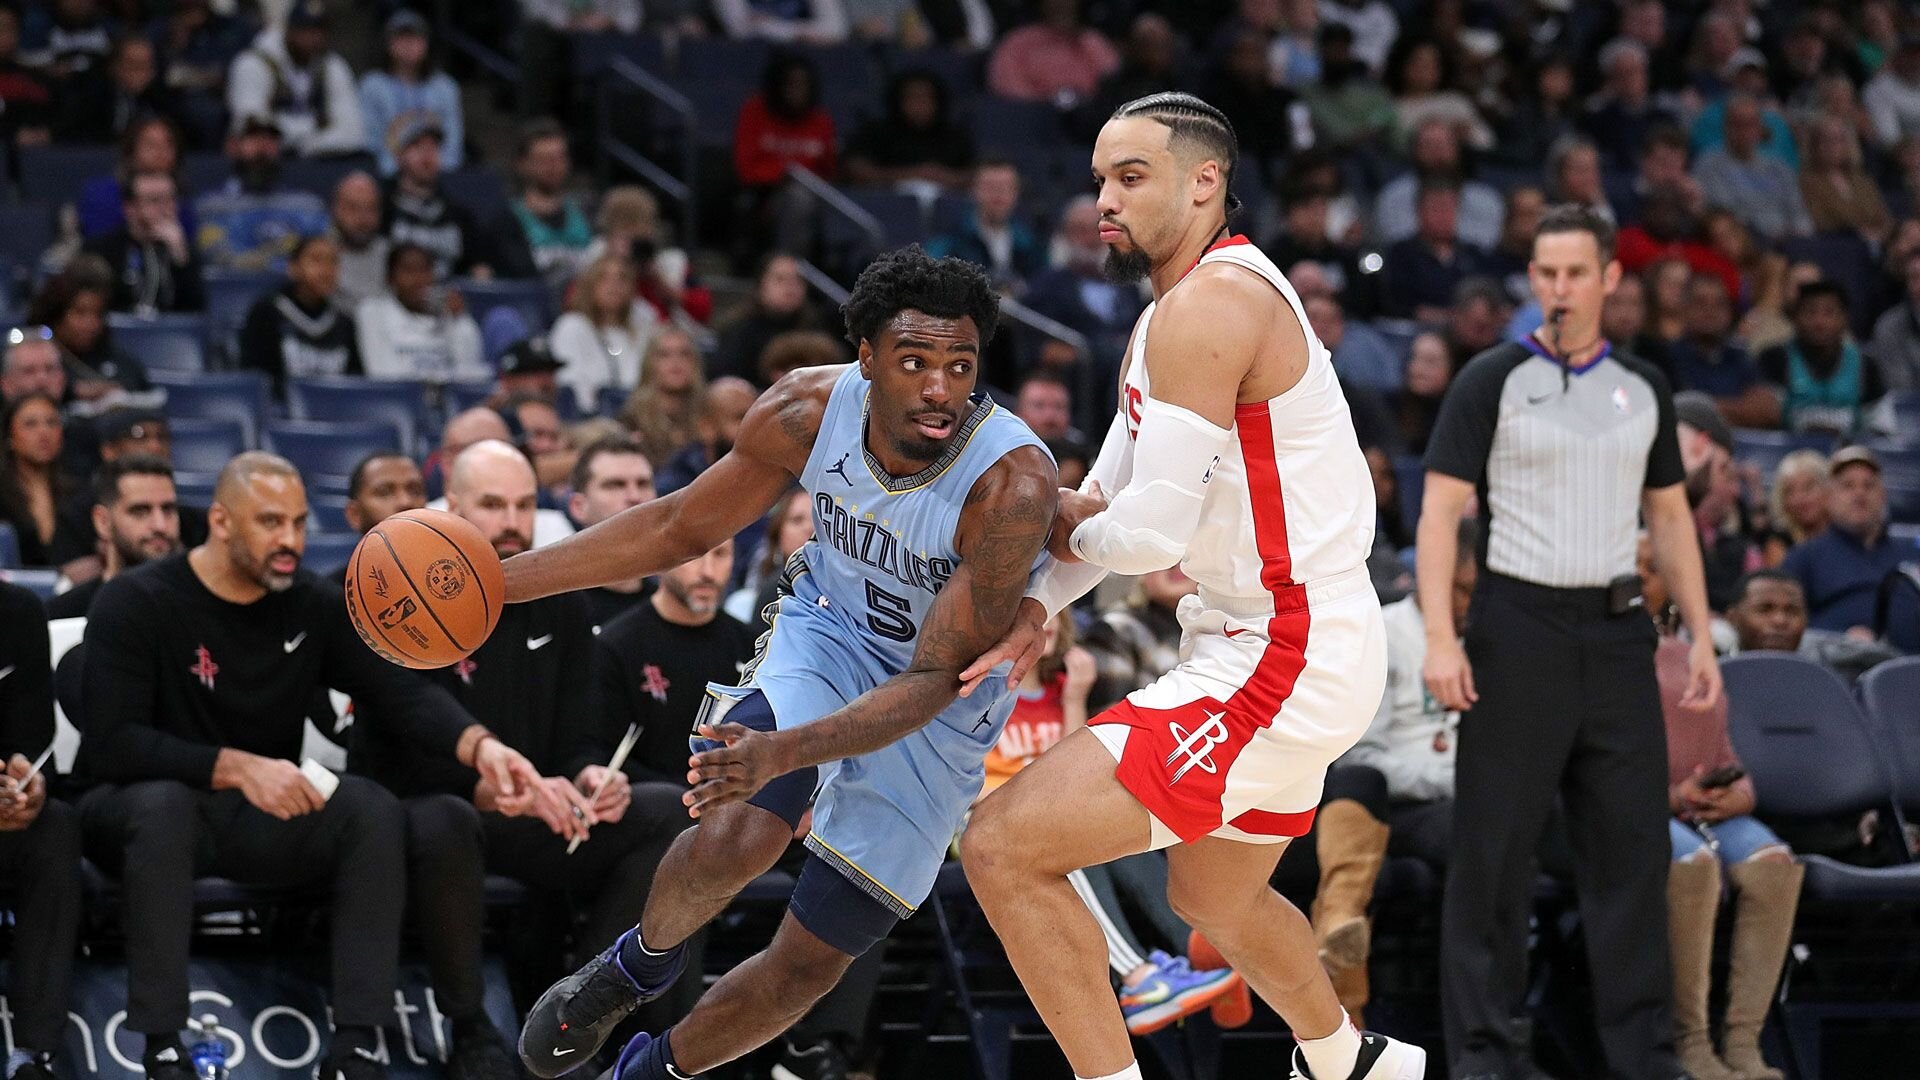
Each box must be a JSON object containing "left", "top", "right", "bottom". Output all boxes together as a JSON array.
[{"left": 493, "top": 532, "right": 531, "bottom": 549}]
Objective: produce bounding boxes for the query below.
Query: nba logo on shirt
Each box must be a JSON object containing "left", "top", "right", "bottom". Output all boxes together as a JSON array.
[{"left": 1611, "top": 386, "right": 1630, "bottom": 414}]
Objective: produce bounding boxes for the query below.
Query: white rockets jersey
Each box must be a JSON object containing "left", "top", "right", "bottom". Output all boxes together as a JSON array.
[{"left": 1119, "top": 236, "right": 1375, "bottom": 605}]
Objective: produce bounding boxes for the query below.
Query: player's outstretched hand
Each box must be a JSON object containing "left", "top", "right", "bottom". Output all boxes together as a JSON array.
[
  {"left": 1047, "top": 482, "right": 1110, "bottom": 563},
  {"left": 685, "top": 723, "right": 795, "bottom": 818},
  {"left": 958, "top": 597, "right": 1048, "bottom": 697}
]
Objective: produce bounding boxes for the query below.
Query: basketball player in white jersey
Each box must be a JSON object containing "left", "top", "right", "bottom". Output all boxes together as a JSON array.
[{"left": 956, "top": 93, "right": 1423, "bottom": 1080}]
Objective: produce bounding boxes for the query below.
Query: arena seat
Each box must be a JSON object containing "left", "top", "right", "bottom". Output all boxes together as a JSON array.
[
  {"left": 16, "top": 144, "right": 114, "bottom": 203},
  {"left": 151, "top": 370, "right": 271, "bottom": 448},
  {"left": 308, "top": 492, "right": 352, "bottom": 534},
  {"left": 456, "top": 278, "right": 552, "bottom": 335},
  {"left": 202, "top": 268, "right": 280, "bottom": 364},
  {"left": 263, "top": 419, "right": 402, "bottom": 497},
  {"left": 168, "top": 416, "right": 249, "bottom": 475},
  {"left": 3, "top": 568, "right": 60, "bottom": 598},
  {"left": 287, "top": 376, "right": 432, "bottom": 456},
  {"left": 0, "top": 203, "right": 54, "bottom": 274},
  {"left": 1731, "top": 429, "right": 1837, "bottom": 480},
  {"left": 1857, "top": 656, "right": 1920, "bottom": 812},
  {"left": 111, "top": 314, "right": 210, "bottom": 374},
  {"left": 442, "top": 381, "right": 497, "bottom": 417},
  {"left": 302, "top": 532, "right": 360, "bottom": 574},
  {"left": 0, "top": 522, "right": 16, "bottom": 569}
]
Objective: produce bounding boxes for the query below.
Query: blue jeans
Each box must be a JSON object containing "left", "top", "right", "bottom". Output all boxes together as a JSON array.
[{"left": 1670, "top": 815, "right": 1789, "bottom": 863}]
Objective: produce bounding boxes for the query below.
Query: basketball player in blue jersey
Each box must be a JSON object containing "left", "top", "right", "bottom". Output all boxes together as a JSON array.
[{"left": 504, "top": 248, "right": 1057, "bottom": 1080}]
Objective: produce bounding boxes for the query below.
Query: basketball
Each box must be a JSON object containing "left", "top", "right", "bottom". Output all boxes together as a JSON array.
[{"left": 345, "top": 508, "right": 505, "bottom": 670}]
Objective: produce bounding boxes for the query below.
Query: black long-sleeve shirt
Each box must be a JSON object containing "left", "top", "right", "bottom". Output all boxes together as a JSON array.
[
  {"left": 590, "top": 601, "right": 757, "bottom": 787},
  {"left": 78, "top": 553, "right": 472, "bottom": 785},
  {"left": 0, "top": 581, "right": 54, "bottom": 759},
  {"left": 237, "top": 284, "right": 363, "bottom": 395},
  {"left": 351, "top": 591, "right": 597, "bottom": 798}
]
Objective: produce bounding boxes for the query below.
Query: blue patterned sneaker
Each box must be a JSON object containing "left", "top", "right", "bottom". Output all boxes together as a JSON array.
[
  {"left": 1118, "top": 950, "right": 1244, "bottom": 1035},
  {"left": 519, "top": 928, "right": 684, "bottom": 1077}
]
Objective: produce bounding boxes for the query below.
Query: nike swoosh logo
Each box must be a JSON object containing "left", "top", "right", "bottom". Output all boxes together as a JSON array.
[
  {"left": 283, "top": 632, "right": 307, "bottom": 653},
  {"left": 551, "top": 1049, "right": 576, "bottom": 1058},
  {"left": 527, "top": 634, "right": 554, "bottom": 650},
  {"left": 1223, "top": 628, "right": 1249, "bottom": 639},
  {"left": 1527, "top": 392, "right": 1555, "bottom": 405},
  {"left": 0, "top": 665, "right": 13, "bottom": 680},
  {"left": 1122, "top": 979, "right": 1171, "bottom": 1006}
]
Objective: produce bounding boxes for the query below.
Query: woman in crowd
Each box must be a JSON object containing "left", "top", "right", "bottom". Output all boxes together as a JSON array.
[
  {"left": 712, "top": 253, "right": 830, "bottom": 386},
  {"left": 1761, "top": 449, "right": 1832, "bottom": 564},
  {"left": 584, "top": 185, "right": 712, "bottom": 330},
  {"left": 1492, "top": 52, "right": 1576, "bottom": 168},
  {"left": 619, "top": 326, "right": 707, "bottom": 467},
  {"left": 1395, "top": 330, "right": 1453, "bottom": 455},
  {"left": 1083, "top": 564, "right": 1197, "bottom": 708},
  {"left": 237, "top": 234, "right": 361, "bottom": 396},
  {"left": 30, "top": 261, "right": 148, "bottom": 402},
  {"left": 725, "top": 485, "right": 815, "bottom": 623},
  {"left": 842, "top": 70, "right": 974, "bottom": 192},
  {"left": 1799, "top": 114, "right": 1890, "bottom": 243},
  {"left": 0, "top": 392, "right": 84, "bottom": 568},
  {"left": 549, "top": 254, "right": 662, "bottom": 406},
  {"left": 358, "top": 10, "right": 463, "bottom": 177},
  {"left": 1384, "top": 35, "right": 1492, "bottom": 152},
  {"left": 78, "top": 113, "right": 187, "bottom": 241},
  {"left": 356, "top": 243, "right": 485, "bottom": 383},
  {"left": 732, "top": 52, "right": 835, "bottom": 268}
]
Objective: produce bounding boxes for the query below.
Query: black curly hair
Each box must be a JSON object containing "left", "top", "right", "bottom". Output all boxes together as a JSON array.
[{"left": 841, "top": 246, "right": 1001, "bottom": 350}]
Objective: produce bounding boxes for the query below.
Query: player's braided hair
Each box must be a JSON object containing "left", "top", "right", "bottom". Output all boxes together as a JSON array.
[
  {"left": 1109, "top": 91, "right": 1244, "bottom": 218},
  {"left": 842, "top": 245, "right": 1001, "bottom": 348}
]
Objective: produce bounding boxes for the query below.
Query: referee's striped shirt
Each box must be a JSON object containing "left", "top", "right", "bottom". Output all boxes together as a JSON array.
[{"left": 1424, "top": 336, "right": 1684, "bottom": 589}]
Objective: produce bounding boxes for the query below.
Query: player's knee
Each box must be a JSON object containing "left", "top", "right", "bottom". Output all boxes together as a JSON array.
[
  {"left": 767, "top": 925, "right": 855, "bottom": 1002},
  {"left": 1167, "top": 876, "right": 1231, "bottom": 933},
  {"left": 958, "top": 801, "right": 1022, "bottom": 887},
  {"left": 687, "top": 804, "right": 791, "bottom": 882}
]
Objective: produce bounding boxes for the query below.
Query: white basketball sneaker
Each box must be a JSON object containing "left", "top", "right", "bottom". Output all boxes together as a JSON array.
[{"left": 1289, "top": 1031, "right": 1428, "bottom": 1080}]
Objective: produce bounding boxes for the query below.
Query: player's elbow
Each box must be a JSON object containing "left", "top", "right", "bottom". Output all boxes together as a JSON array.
[{"left": 1082, "top": 531, "right": 1187, "bottom": 577}]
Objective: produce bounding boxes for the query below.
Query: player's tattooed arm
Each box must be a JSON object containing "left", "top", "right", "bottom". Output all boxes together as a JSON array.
[
  {"left": 683, "top": 446, "right": 1057, "bottom": 816},
  {"left": 501, "top": 366, "right": 839, "bottom": 602}
]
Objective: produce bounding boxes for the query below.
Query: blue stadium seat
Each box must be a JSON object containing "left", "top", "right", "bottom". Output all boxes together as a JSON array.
[
  {"left": 302, "top": 532, "right": 360, "bottom": 575},
  {"left": 1864, "top": 442, "right": 1920, "bottom": 524},
  {"left": 263, "top": 419, "right": 401, "bottom": 496},
  {"left": 203, "top": 269, "right": 280, "bottom": 365},
  {"left": 180, "top": 152, "right": 234, "bottom": 199},
  {"left": 286, "top": 377, "right": 431, "bottom": 456},
  {"left": 680, "top": 37, "right": 772, "bottom": 91},
  {"left": 173, "top": 472, "right": 217, "bottom": 507},
  {"left": 1731, "top": 428, "right": 1836, "bottom": 480},
  {"left": 3, "top": 568, "right": 59, "bottom": 598},
  {"left": 308, "top": 492, "right": 352, "bottom": 534},
  {"left": 1723, "top": 652, "right": 1920, "bottom": 902},
  {"left": 151, "top": 370, "right": 271, "bottom": 448},
  {"left": 456, "top": 279, "right": 552, "bottom": 336},
  {"left": 442, "top": 167, "right": 511, "bottom": 224},
  {"left": 967, "top": 97, "right": 1062, "bottom": 154},
  {"left": 0, "top": 522, "right": 16, "bottom": 569},
  {"left": 280, "top": 156, "right": 362, "bottom": 201},
  {"left": 1857, "top": 656, "right": 1920, "bottom": 810},
  {"left": 679, "top": 76, "right": 757, "bottom": 147},
  {"left": 1890, "top": 392, "right": 1920, "bottom": 434},
  {"left": 847, "top": 188, "right": 930, "bottom": 248},
  {"left": 110, "top": 314, "right": 210, "bottom": 374},
  {"left": 168, "top": 417, "right": 249, "bottom": 475},
  {"left": 16, "top": 144, "right": 115, "bottom": 204},
  {"left": 0, "top": 204, "right": 54, "bottom": 276},
  {"left": 442, "top": 381, "right": 497, "bottom": 418}
]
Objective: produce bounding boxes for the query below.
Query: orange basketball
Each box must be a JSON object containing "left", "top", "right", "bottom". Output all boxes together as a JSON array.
[{"left": 345, "top": 508, "right": 505, "bottom": 669}]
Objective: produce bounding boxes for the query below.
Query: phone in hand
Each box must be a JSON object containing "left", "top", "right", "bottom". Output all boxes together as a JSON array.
[{"left": 1699, "top": 764, "right": 1746, "bottom": 790}]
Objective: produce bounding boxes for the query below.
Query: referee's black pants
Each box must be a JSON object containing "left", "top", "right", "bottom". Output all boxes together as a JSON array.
[
  {"left": 80, "top": 777, "right": 406, "bottom": 1036},
  {"left": 0, "top": 797, "right": 83, "bottom": 1051},
  {"left": 1441, "top": 574, "right": 1679, "bottom": 1080}
]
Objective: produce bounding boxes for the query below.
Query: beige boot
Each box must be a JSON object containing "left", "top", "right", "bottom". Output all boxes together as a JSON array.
[
  {"left": 1328, "top": 961, "right": 1367, "bottom": 1028},
  {"left": 1721, "top": 859, "right": 1803, "bottom": 1080},
  {"left": 1310, "top": 799, "right": 1389, "bottom": 972},
  {"left": 1668, "top": 859, "right": 1740, "bottom": 1080}
]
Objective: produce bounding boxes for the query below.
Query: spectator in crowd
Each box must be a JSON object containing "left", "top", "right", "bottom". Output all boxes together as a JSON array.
[
  {"left": 0, "top": 393, "right": 85, "bottom": 568},
  {"left": 193, "top": 114, "right": 329, "bottom": 273},
  {"left": 1380, "top": 180, "right": 1486, "bottom": 322},
  {"left": 1300, "top": 23, "right": 1394, "bottom": 158},
  {"left": 340, "top": 450, "right": 426, "bottom": 537},
  {"left": 425, "top": 406, "right": 506, "bottom": 498},
  {"left": 44, "top": 454, "right": 182, "bottom": 618},
  {"left": 1265, "top": 165, "right": 1376, "bottom": 316},
  {"left": 1616, "top": 189, "right": 1745, "bottom": 321},
  {"left": 1615, "top": 126, "right": 1699, "bottom": 228},
  {"left": 987, "top": 0, "right": 1118, "bottom": 105},
  {"left": 354, "top": 441, "right": 692, "bottom": 1077},
  {"left": 1582, "top": 38, "right": 1676, "bottom": 173},
  {"left": 1395, "top": 330, "right": 1452, "bottom": 453},
  {"left": 0, "top": 7, "right": 53, "bottom": 149},
  {"left": 1081, "top": 564, "right": 1194, "bottom": 707},
  {"left": 225, "top": 0, "right": 362, "bottom": 159},
  {"left": 712, "top": 253, "right": 829, "bottom": 386},
  {"left": 620, "top": 327, "right": 707, "bottom": 466},
  {"left": 1780, "top": 446, "right": 1920, "bottom": 650},
  {"left": 49, "top": 408, "right": 208, "bottom": 574},
  {"left": 1739, "top": 254, "right": 1821, "bottom": 357},
  {"left": 1647, "top": 563, "right": 1802, "bottom": 1080},
  {"left": 32, "top": 261, "right": 149, "bottom": 403},
  {"left": 1491, "top": 52, "right": 1575, "bottom": 171},
  {"left": 844, "top": 70, "right": 974, "bottom": 192},
  {"left": 1869, "top": 250, "right": 1920, "bottom": 393},
  {"left": 491, "top": 336, "right": 563, "bottom": 404},
  {"left": 656, "top": 375, "right": 758, "bottom": 496},
  {"left": 0, "top": 580, "right": 78, "bottom": 1080},
  {"left": 583, "top": 186, "right": 712, "bottom": 330},
  {"left": 551, "top": 255, "right": 663, "bottom": 405},
  {"left": 1078, "top": 14, "right": 1182, "bottom": 138},
  {"left": 1482, "top": 186, "right": 1545, "bottom": 305},
  {"left": 56, "top": 35, "right": 182, "bottom": 145},
  {"left": 0, "top": 331, "right": 65, "bottom": 411},
  {"left": 1013, "top": 369, "right": 1077, "bottom": 442},
  {"left": 1310, "top": 516, "right": 1475, "bottom": 1024},
  {"left": 926, "top": 158, "right": 1046, "bottom": 292},
  {"left": 1305, "top": 292, "right": 1399, "bottom": 393},
  {"left": 85, "top": 169, "right": 205, "bottom": 314},
  {"left": 1864, "top": 35, "right": 1920, "bottom": 150},
  {"left": 732, "top": 51, "right": 836, "bottom": 264},
  {"left": 1201, "top": 27, "right": 1303, "bottom": 185},
  {"left": 725, "top": 485, "right": 813, "bottom": 623},
  {"left": 1384, "top": 35, "right": 1490, "bottom": 153},
  {"left": 328, "top": 171, "right": 389, "bottom": 310},
  {"left": 1693, "top": 54, "right": 1801, "bottom": 169},
  {"left": 19, "top": 0, "right": 111, "bottom": 83},
  {"left": 1265, "top": 0, "right": 1322, "bottom": 88},
  {"left": 1600, "top": 271, "right": 1647, "bottom": 347},
  {"left": 1757, "top": 281, "right": 1883, "bottom": 436},
  {"left": 1443, "top": 278, "right": 1509, "bottom": 374},
  {"left": 1317, "top": 0, "right": 1396, "bottom": 74},
  {"left": 1667, "top": 272, "right": 1777, "bottom": 428},
  {"left": 500, "top": 392, "right": 572, "bottom": 498},
  {"left": 1547, "top": 136, "right": 1614, "bottom": 226},
  {"left": 715, "top": 0, "right": 849, "bottom": 44},
  {"left": 76, "top": 451, "right": 540, "bottom": 1080},
  {"left": 518, "top": 0, "right": 641, "bottom": 119},
  {"left": 356, "top": 242, "right": 486, "bottom": 383},
  {"left": 150, "top": 0, "right": 250, "bottom": 144},
  {"left": 1763, "top": 449, "right": 1830, "bottom": 565},
  {"left": 566, "top": 437, "right": 657, "bottom": 632},
  {"left": 1673, "top": 393, "right": 1762, "bottom": 611},
  {"left": 755, "top": 328, "right": 842, "bottom": 387},
  {"left": 1371, "top": 119, "right": 1503, "bottom": 249},
  {"left": 511, "top": 118, "right": 592, "bottom": 289},
  {"left": 237, "top": 234, "right": 361, "bottom": 394},
  {"left": 1703, "top": 210, "right": 1793, "bottom": 347},
  {"left": 1693, "top": 94, "right": 1811, "bottom": 244},
  {"left": 1726, "top": 568, "right": 1901, "bottom": 685},
  {"left": 359, "top": 10, "right": 463, "bottom": 178},
  {"left": 1800, "top": 114, "right": 1890, "bottom": 244},
  {"left": 1023, "top": 195, "right": 1148, "bottom": 371},
  {"left": 383, "top": 118, "right": 496, "bottom": 281},
  {"left": 1641, "top": 256, "right": 1691, "bottom": 356}
]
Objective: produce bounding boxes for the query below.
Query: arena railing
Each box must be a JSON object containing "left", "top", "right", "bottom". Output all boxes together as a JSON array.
[{"left": 596, "top": 57, "right": 699, "bottom": 248}]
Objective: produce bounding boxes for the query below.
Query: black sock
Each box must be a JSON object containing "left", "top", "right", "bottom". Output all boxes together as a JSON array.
[
  {"left": 330, "top": 1026, "right": 379, "bottom": 1058},
  {"left": 449, "top": 1017, "right": 497, "bottom": 1045},
  {"left": 617, "top": 929, "right": 685, "bottom": 991}
]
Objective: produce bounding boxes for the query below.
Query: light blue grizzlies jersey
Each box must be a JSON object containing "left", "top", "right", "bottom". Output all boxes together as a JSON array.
[{"left": 713, "top": 363, "right": 1049, "bottom": 917}]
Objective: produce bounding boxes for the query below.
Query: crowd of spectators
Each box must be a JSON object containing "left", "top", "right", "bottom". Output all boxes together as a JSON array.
[{"left": 4, "top": 0, "right": 1920, "bottom": 1079}]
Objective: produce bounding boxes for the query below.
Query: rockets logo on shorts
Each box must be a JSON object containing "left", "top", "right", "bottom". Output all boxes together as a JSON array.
[{"left": 1166, "top": 710, "right": 1230, "bottom": 783}]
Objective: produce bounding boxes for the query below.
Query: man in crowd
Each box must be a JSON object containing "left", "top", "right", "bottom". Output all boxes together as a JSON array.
[
  {"left": 329, "top": 171, "right": 390, "bottom": 309},
  {"left": 45, "top": 455, "right": 183, "bottom": 618},
  {"left": 57, "top": 35, "right": 183, "bottom": 144},
  {"left": 1780, "top": 446, "right": 1920, "bottom": 651},
  {"left": 1014, "top": 369, "right": 1078, "bottom": 442},
  {"left": 510, "top": 118, "right": 592, "bottom": 289},
  {"left": 926, "top": 158, "right": 1046, "bottom": 291},
  {"left": 85, "top": 169, "right": 205, "bottom": 315},
  {"left": 426, "top": 408, "right": 574, "bottom": 547},
  {"left": 225, "top": 0, "right": 364, "bottom": 158},
  {"left": 1757, "top": 281, "right": 1884, "bottom": 435},
  {"left": 1267, "top": 168, "right": 1380, "bottom": 319},
  {"left": 76, "top": 452, "right": 541, "bottom": 1080},
  {"left": 0, "top": 328, "right": 63, "bottom": 404},
  {"left": 194, "top": 113, "right": 329, "bottom": 273},
  {"left": 0, "top": 581, "right": 80, "bottom": 1080},
  {"left": 342, "top": 451, "right": 427, "bottom": 537},
  {"left": 566, "top": 437, "right": 657, "bottom": 632},
  {"left": 1381, "top": 180, "right": 1487, "bottom": 323},
  {"left": 656, "top": 376, "right": 758, "bottom": 496},
  {"left": 1582, "top": 38, "right": 1677, "bottom": 173},
  {"left": 1306, "top": 291, "right": 1401, "bottom": 394},
  {"left": 50, "top": 410, "right": 208, "bottom": 572},
  {"left": 1693, "top": 94, "right": 1811, "bottom": 244},
  {"left": 1725, "top": 568, "right": 1901, "bottom": 683},
  {"left": 1672, "top": 393, "right": 1762, "bottom": 612},
  {"left": 1022, "top": 195, "right": 1147, "bottom": 370},
  {"left": 384, "top": 119, "right": 498, "bottom": 281},
  {"left": 1667, "top": 273, "right": 1778, "bottom": 428},
  {"left": 492, "top": 336, "right": 565, "bottom": 404},
  {"left": 1372, "top": 120, "right": 1504, "bottom": 250}
]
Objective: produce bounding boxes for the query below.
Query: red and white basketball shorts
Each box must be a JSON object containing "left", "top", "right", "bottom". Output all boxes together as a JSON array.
[{"left": 1090, "top": 565, "right": 1386, "bottom": 849}]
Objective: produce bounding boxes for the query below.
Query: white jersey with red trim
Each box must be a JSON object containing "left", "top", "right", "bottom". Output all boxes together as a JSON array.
[{"left": 1120, "top": 236, "right": 1376, "bottom": 603}]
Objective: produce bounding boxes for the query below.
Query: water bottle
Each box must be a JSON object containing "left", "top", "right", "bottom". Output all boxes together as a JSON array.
[{"left": 188, "top": 1014, "right": 229, "bottom": 1080}]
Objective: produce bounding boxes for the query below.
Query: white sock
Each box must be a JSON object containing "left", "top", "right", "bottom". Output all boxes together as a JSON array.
[
  {"left": 1077, "top": 1063, "right": 1144, "bottom": 1080},
  {"left": 1297, "top": 1010, "right": 1362, "bottom": 1079}
]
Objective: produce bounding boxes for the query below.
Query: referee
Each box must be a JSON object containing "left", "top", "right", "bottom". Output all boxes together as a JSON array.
[{"left": 1418, "top": 205, "right": 1721, "bottom": 1080}]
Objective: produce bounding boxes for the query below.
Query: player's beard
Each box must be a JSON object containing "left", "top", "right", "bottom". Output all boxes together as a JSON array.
[{"left": 1104, "top": 245, "right": 1152, "bottom": 284}]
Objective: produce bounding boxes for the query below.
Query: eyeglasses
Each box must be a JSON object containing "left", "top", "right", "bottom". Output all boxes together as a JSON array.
[{"left": 6, "top": 325, "right": 52, "bottom": 347}]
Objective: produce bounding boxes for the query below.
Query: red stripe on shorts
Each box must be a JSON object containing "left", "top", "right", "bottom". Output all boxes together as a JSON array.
[{"left": 1227, "top": 805, "right": 1318, "bottom": 837}]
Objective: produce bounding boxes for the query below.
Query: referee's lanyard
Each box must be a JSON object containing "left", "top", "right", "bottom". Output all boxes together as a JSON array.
[{"left": 1520, "top": 333, "right": 1611, "bottom": 392}]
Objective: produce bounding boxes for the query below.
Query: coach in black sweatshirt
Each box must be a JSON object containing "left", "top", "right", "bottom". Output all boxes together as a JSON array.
[{"left": 76, "top": 452, "right": 541, "bottom": 1080}]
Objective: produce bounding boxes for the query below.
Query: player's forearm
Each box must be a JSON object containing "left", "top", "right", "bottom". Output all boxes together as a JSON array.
[
  {"left": 773, "top": 670, "right": 957, "bottom": 770},
  {"left": 503, "top": 496, "right": 701, "bottom": 602}
]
